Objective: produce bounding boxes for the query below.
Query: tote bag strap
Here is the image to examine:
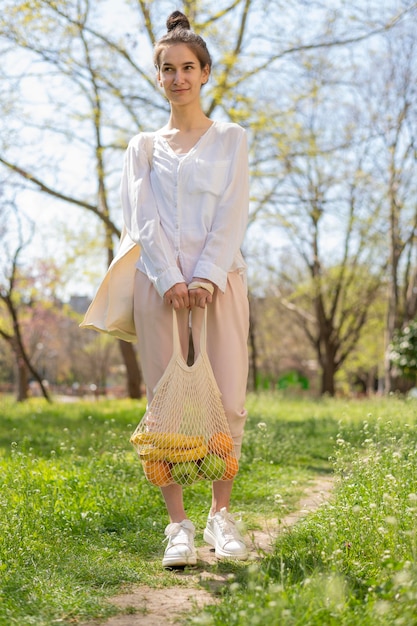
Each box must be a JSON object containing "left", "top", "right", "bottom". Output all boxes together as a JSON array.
[
  {"left": 171, "top": 308, "right": 208, "bottom": 358},
  {"left": 144, "top": 132, "right": 154, "bottom": 168}
]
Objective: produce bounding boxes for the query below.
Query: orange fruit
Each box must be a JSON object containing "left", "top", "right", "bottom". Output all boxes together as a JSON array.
[
  {"left": 143, "top": 460, "right": 172, "bottom": 486},
  {"left": 222, "top": 455, "right": 239, "bottom": 480},
  {"left": 208, "top": 432, "right": 234, "bottom": 458}
]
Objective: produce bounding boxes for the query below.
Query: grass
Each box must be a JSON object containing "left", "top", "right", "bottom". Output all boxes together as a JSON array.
[
  {"left": 1, "top": 393, "right": 417, "bottom": 625},
  {"left": 194, "top": 397, "right": 417, "bottom": 626}
]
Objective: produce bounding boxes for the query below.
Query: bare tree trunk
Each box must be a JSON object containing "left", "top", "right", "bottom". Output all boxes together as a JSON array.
[
  {"left": 0, "top": 302, "right": 52, "bottom": 402},
  {"left": 118, "top": 340, "right": 142, "bottom": 399},
  {"left": 16, "top": 355, "right": 29, "bottom": 402},
  {"left": 384, "top": 186, "right": 401, "bottom": 394},
  {"left": 320, "top": 360, "right": 336, "bottom": 396}
]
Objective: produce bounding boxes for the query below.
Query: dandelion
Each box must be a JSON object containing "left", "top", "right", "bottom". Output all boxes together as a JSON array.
[
  {"left": 257, "top": 422, "right": 267, "bottom": 431},
  {"left": 374, "top": 600, "right": 391, "bottom": 616},
  {"left": 393, "top": 569, "right": 412, "bottom": 587}
]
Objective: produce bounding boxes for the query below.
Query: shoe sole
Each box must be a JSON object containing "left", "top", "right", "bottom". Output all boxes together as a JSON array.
[
  {"left": 203, "top": 528, "right": 248, "bottom": 560},
  {"left": 162, "top": 554, "right": 197, "bottom": 568}
]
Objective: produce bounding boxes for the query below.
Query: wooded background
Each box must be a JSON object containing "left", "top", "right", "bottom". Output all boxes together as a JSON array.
[{"left": 1, "top": 0, "right": 417, "bottom": 400}]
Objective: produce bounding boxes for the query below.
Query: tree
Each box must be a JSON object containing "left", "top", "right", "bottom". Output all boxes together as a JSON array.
[
  {"left": 252, "top": 42, "right": 389, "bottom": 395},
  {"left": 361, "top": 22, "right": 417, "bottom": 391},
  {"left": 1, "top": 0, "right": 416, "bottom": 397},
  {"left": 76, "top": 333, "right": 122, "bottom": 393},
  {"left": 336, "top": 294, "right": 387, "bottom": 395},
  {"left": 0, "top": 199, "right": 51, "bottom": 401}
]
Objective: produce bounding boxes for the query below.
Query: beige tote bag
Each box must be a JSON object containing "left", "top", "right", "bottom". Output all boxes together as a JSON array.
[
  {"left": 79, "top": 134, "right": 153, "bottom": 343},
  {"left": 79, "top": 227, "right": 140, "bottom": 342}
]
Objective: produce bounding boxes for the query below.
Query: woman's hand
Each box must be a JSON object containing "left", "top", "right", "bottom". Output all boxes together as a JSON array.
[
  {"left": 163, "top": 282, "right": 189, "bottom": 309},
  {"left": 188, "top": 279, "right": 214, "bottom": 309}
]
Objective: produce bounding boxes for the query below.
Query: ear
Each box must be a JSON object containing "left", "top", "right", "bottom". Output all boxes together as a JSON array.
[{"left": 201, "top": 64, "right": 210, "bottom": 85}]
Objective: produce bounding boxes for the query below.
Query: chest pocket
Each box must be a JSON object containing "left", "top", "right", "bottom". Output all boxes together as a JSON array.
[{"left": 186, "top": 159, "right": 231, "bottom": 197}]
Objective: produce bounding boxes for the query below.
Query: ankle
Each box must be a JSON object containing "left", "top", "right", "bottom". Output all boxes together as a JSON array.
[
  {"left": 210, "top": 505, "right": 229, "bottom": 516},
  {"left": 169, "top": 514, "right": 188, "bottom": 523},
  {"left": 210, "top": 505, "right": 229, "bottom": 517}
]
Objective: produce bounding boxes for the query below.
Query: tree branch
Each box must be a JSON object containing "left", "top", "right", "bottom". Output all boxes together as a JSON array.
[{"left": 0, "top": 157, "right": 120, "bottom": 238}]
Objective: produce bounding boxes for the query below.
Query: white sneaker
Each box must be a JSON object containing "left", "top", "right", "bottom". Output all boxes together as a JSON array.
[
  {"left": 204, "top": 507, "right": 248, "bottom": 560},
  {"left": 162, "top": 519, "right": 197, "bottom": 567}
]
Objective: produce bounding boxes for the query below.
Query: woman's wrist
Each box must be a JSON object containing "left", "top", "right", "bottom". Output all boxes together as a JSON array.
[{"left": 188, "top": 280, "right": 214, "bottom": 295}]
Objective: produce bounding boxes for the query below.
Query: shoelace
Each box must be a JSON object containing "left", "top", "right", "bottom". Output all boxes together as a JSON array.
[
  {"left": 164, "top": 521, "right": 193, "bottom": 544},
  {"left": 216, "top": 510, "right": 240, "bottom": 541}
]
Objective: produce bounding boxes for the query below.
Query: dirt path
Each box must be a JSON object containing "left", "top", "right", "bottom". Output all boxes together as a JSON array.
[{"left": 82, "top": 474, "right": 334, "bottom": 626}]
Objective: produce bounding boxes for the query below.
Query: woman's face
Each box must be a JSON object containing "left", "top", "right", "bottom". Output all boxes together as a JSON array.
[{"left": 157, "top": 43, "right": 210, "bottom": 107}]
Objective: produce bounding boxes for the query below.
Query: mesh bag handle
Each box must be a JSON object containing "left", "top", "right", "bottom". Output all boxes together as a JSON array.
[
  {"left": 130, "top": 308, "right": 239, "bottom": 487},
  {"left": 171, "top": 305, "right": 207, "bottom": 358}
]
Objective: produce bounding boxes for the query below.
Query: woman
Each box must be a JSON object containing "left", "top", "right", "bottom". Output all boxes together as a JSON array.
[{"left": 121, "top": 11, "right": 250, "bottom": 567}]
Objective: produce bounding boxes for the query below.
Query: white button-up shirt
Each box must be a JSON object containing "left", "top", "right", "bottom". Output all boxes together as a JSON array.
[{"left": 120, "top": 121, "right": 249, "bottom": 297}]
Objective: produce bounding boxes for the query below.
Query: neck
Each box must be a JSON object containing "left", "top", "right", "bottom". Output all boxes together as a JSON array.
[{"left": 167, "top": 106, "right": 210, "bottom": 132}]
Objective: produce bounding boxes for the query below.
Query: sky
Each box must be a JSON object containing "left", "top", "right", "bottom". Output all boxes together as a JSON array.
[
  {"left": 2, "top": 0, "right": 150, "bottom": 298},
  {"left": 3, "top": 0, "right": 408, "bottom": 301},
  {"left": 3, "top": 0, "right": 270, "bottom": 300}
]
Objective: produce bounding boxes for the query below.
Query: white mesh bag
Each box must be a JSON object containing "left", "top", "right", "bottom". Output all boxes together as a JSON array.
[{"left": 130, "top": 308, "right": 238, "bottom": 487}]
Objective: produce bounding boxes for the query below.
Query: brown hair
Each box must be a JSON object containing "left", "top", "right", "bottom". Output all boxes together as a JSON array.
[{"left": 153, "top": 11, "right": 212, "bottom": 73}]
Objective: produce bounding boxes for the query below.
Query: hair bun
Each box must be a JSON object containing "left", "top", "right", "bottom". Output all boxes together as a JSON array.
[{"left": 166, "top": 11, "right": 191, "bottom": 32}]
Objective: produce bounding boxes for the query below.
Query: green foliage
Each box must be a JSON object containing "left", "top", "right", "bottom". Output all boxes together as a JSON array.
[
  {"left": 0, "top": 394, "right": 334, "bottom": 625},
  {"left": 389, "top": 320, "right": 417, "bottom": 380},
  {"left": 2, "top": 395, "right": 417, "bottom": 625},
  {"left": 196, "top": 406, "right": 417, "bottom": 626}
]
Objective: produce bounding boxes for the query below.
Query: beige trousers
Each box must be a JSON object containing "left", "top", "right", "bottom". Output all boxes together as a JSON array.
[{"left": 133, "top": 270, "right": 250, "bottom": 458}]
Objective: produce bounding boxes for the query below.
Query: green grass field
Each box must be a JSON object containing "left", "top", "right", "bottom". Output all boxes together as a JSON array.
[{"left": 1, "top": 394, "right": 417, "bottom": 625}]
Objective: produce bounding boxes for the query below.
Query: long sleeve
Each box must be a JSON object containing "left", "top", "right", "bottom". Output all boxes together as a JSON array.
[
  {"left": 120, "top": 134, "right": 185, "bottom": 297},
  {"left": 192, "top": 129, "right": 249, "bottom": 291}
]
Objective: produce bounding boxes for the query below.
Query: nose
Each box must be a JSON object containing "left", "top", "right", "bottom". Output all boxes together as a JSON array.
[{"left": 173, "top": 70, "right": 183, "bottom": 84}]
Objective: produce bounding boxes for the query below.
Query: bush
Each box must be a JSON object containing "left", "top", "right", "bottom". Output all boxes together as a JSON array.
[{"left": 389, "top": 320, "right": 417, "bottom": 380}]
